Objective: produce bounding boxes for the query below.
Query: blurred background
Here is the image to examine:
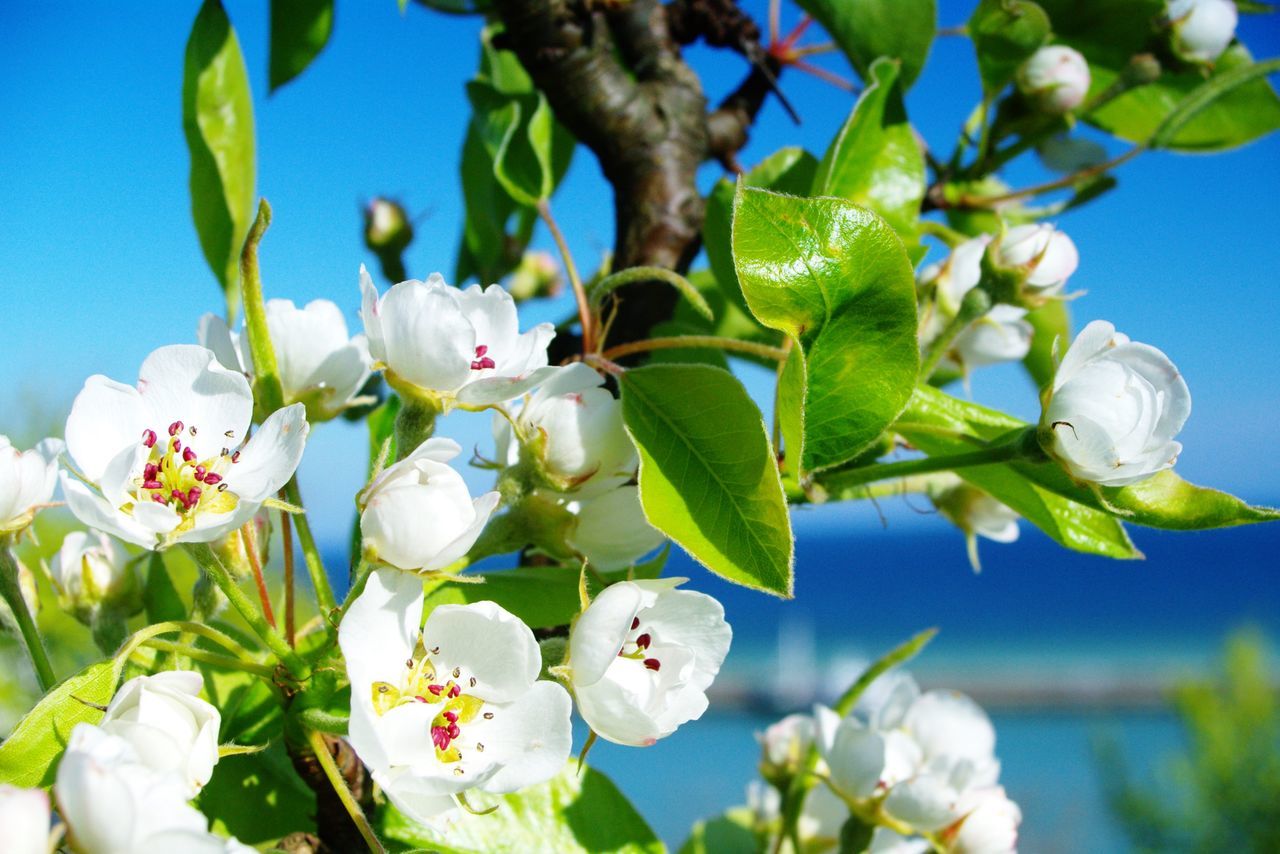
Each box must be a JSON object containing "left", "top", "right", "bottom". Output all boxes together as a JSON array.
[{"left": 2, "top": 2, "right": 1279, "bottom": 851}]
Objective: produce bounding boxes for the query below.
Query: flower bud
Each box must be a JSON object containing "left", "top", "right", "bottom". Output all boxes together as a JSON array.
[
  {"left": 0, "top": 784, "right": 51, "bottom": 854},
  {"left": 0, "top": 435, "right": 63, "bottom": 535},
  {"left": 931, "top": 477, "right": 1020, "bottom": 545},
  {"left": 1041, "top": 320, "right": 1191, "bottom": 486},
  {"left": 498, "top": 363, "right": 637, "bottom": 495},
  {"left": 360, "top": 438, "right": 500, "bottom": 572},
  {"left": 564, "top": 485, "right": 666, "bottom": 570},
  {"left": 757, "top": 713, "right": 815, "bottom": 785},
  {"left": 363, "top": 197, "right": 414, "bottom": 254},
  {"left": 568, "top": 578, "right": 731, "bottom": 746},
  {"left": 99, "top": 671, "right": 222, "bottom": 796},
  {"left": 1168, "top": 0, "right": 1237, "bottom": 64},
  {"left": 997, "top": 223, "right": 1079, "bottom": 298},
  {"left": 1017, "top": 46, "right": 1091, "bottom": 114},
  {"left": 507, "top": 251, "right": 564, "bottom": 302},
  {"left": 49, "top": 530, "right": 141, "bottom": 626},
  {"left": 211, "top": 508, "right": 271, "bottom": 580}
]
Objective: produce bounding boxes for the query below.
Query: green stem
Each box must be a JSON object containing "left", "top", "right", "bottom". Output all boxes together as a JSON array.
[
  {"left": 284, "top": 477, "right": 338, "bottom": 621},
  {"left": 0, "top": 545, "right": 56, "bottom": 691},
  {"left": 920, "top": 288, "right": 991, "bottom": 380},
  {"left": 139, "top": 639, "right": 276, "bottom": 679},
  {"left": 821, "top": 431, "right": 1035, "bottom": 492},
  {"left": 307, "top": 728, "right": 385, "bottom": 853},
  {"left": 600, "top": 335, "right": 789, "bottom": 364},
  {"left": 393, "top": 398, "right": 438, "bottom": 462},
  {"left": 338, "top": 557, "right": 373, "bottom": 621},
  {"left": 961, "top": 147, "right": 1144, "bottom": 208},
  {"left": 184, "top": 542, "right": 310, "bottom": 681}
]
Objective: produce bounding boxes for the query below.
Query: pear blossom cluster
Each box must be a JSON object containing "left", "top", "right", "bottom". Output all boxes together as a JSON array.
[
  {"left": 747, "top": 672, "right": 1020, "bottom": 853},
  {"left": 0, "top": 672, "right": 250, "bottom": 854}
]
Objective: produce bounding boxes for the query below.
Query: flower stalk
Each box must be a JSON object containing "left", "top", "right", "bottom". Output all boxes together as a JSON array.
[
  {"left": 537, "top": 199, "right": 593, "bottom": 353},
  {"left": 0, "top": 542, "right": 56, "bottom": 691},
  {"left": 307, "top": 728, "right": 385, "bottom": 853},
  {"left": 820, "top": 430, "right": 1040, "bottom": 493}
]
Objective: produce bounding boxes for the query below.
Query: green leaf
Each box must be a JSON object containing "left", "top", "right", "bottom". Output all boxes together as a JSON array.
[
  {"left": 813, "top": 57, "right": 925, "bottom": 246},
  {"left": 1150, "top": 57, "right": 1280, "bottom": 148},
  {"left": 198, "top": 742, "right": 316, "bottom": 843},
  {"left": 467, "top": 81, "right": 557, "bottom": 207},
  {"left": 731, "top": 186, "right": 919, "bottom": 473},
  {"left": 968, "top": 0, "right": 1051, "bottom": 95},
  {"left": 183, "top": 0, "right": 256, "bottom": 321},
  {"left": 899, "top": 385, "right": 1280, "bottom": 538},
  {"left": 1036, "top": 0, "right": 1280, "bottom": 150},
  {"left": 380, "top": 762, "right": 663, "bottom": 853},
  {"left": 1022, "top": 299, "right": 1070, "bottom": 390},
  {"left": 705, "top": 147, "right": 819, "bottom": 317},
  {"left": 0, "top": 658, "right": 120, "bottom": 787},
  {"left": 268, "top": 0, "right": 333, "bottom": 92},
  {"left": 795, "top": 0, "right": 936, "bottom": 88},
  {"left": 620, "top": 364, "right": 793, "bottom": 597},
  {"left": 679, "top": 808, "right": 759, "bottom": 854}
]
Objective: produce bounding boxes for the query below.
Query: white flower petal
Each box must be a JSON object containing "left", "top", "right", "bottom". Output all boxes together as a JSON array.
[
  {"left": 474, "top": 681, "right": 573, "bottom": 793},
  {"left": 65, "top": 375, "right": 148, "bottom": 482},
  {"left": 61, "top": 473, "right": 155, "bottom": 548},
  {"left": 224, "top": 403, "right": 309, "bottom": 502},
  {"left": 424, "top": 602, "right": 541, "bottom": 703},
  {"left": 136, "top": 345, "right": 253, "bottom": 462},
  {"left": 569, "top": 581, "right": 645, "bottom": 688}
]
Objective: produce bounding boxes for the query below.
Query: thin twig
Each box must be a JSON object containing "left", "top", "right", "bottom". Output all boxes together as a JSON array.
[
  {"left": 537, "top": 199, "right": 593, "bottom": 353},
  {"left": 241, "top": 521, "right": 276, "bottom": 630},
  {"left": 962, "top": 147, "right": 1144, "bottom": 208},
  {"left": 280, "top": 492, "right": 296, "bottom": 648},
  {"left": 307, "top": 729, "right": 385, "bottom": 853},
  {"left": 601, "top": 335, "right": 789, "bottom": 363}
]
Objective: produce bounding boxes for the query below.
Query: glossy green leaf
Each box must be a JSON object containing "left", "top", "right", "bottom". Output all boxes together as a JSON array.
[
  {"left": 813, "top": 57, "right": 925, "bottom": 245},
  {"left": 968, "top": 0, "right": 1051, "bottom": 95},
  {"left": 268, "top": 0, "right": 333, "bottom": 92},
  {"left": 1022, "top": 299, "right": 1070, "bottom": 390},
  {"left": 621, "top": 364, "right": 793, "bottom": 597},
  {"left": 199, "top": 743, "right": 315, "bottom": 843},
  {"left": 795, "top": 0, "right": 936, "bottom": 88},
  {"left": 467, "top": 81, "right": 557, "bottom": 207},
  {"left": 1150, "top": 57, "right": 1280, "bottom": 148},
  {"left": 899, "top": 385, "right": 1280, "bottom": 537},
  {"left": 0, "top": 658, "right": 120, "bottom": 787},
  {"left": 732, "top": 186, "right": 919, "bottom": 472},
  {"left": 183, "top": 0, "right": 256, "bottom": 321},
  {"left": 705, "top": 147, "right": 818, "bottom": 319},
  {"left": 1036, "top": 0, "right": 1280, "bottom": 150},
  {"left": 380, "top": 763, "right": 663, "bottom": 853}
]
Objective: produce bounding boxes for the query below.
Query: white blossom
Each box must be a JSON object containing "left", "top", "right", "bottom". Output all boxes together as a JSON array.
[
  {"left": 359, "top": 438, "right": 499, "bottom": 572},
  {"left": 952, "top": 305, "right": 1033, "bottom": 368},
  {"left": 199, "top": 298, "right": 372, "bottom": 423},
  {"left": 1043, "top": 320, "right": 1191, "bottom": 486},
  {"left": 564, "top": 486, "right": 666, "bottom": 570},
  {"left": 951, "top": 786, "right": 1022, "bottom": 854},
  {"left": 1169, "top": 0, "right": 1237, "bottom": 63},
  {"left": 0, "top": 783, "right": 52, "bottom": 854},
  {"left": 1016, "top": 46, "right": 1091, "bottom": 114},
  {"left": 49, "top": 530, "right": 141, "bottom": 622},
  {"left": 99, "top": 671, "right": 221, "bottom": 797},
  {"left": 62, "top": 345, "right": 308, "bottom": 549},
  {"left": 0, "top": 435, "right": 63, "bottom": 534},
  {"left": 340, "top": 569, "right": 573, "bottom": 827},
  {"left": 55, "top": 724, "right": 210, "bottom": 853},
  {"left": 568, "top": 578, "right": 731, "bottom": 746},
  {"left": 360, "top": 266, "right": 556, "bottom": 409},
  {"left": 997, "top": 224, "right": 1079, "bottom": 297},
  {"left": 494, "top": 362, "right": 637, "bottom": 495},
  {"left": 758, "top": 712, "right": 816, "bottom": 778}
]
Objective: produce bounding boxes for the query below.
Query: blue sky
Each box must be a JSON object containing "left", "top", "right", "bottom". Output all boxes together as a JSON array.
[{"left": 2, "top": 2, "right": 1278, "bottom": 550}]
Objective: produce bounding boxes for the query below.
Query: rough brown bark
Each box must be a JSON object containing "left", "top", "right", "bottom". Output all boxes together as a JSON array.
[{"left": 492, "top": 0, "right": 775, "bottom": 348}]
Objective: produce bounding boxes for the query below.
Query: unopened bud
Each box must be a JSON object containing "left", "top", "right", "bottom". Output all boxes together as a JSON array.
[
  {"left": 1017, "top": 46, "right": 1091, "bottom": 114},
  {"left": 1168, "top": 0, "right": 1237, "bottom": 64},
  {"left": 1123, "top": 53, "right": 1163, "bottom": 86},
  {"left": 49, "top": 531, "right": 141, "bottom": 627},
  {"left": 507, "top": 251, "right": 564, "bottom": 302},
  {"left": 757, "top": 714, "right": 815, "bottom": 786},
  {"left": 363, "top": 197, "right": 414, "bottom": 254}
]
